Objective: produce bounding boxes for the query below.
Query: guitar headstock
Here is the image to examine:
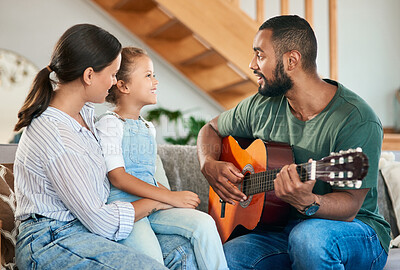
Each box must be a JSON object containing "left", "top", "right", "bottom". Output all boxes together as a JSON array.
[{"left": 315, "top": 148, "right": 369, "bottom": 188}]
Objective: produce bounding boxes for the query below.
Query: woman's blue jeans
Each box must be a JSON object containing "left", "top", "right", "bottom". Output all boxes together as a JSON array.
[
  {"left": 16, "top": 215, "right": 198, "bottom": 269},
  {"left": 223, "top": 218, "right": 388, "bottom": 270}
]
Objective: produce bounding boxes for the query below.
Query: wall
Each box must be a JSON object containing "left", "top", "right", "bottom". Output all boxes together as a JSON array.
[
  {"left": 1, "top": 0, "right": 399, "bottom": 143},
  {"left": 0, "top": 0, "right": 223, "bottom": 144},
  {"left": 240, "top": 0, "right": 400, "bottom": 130}
]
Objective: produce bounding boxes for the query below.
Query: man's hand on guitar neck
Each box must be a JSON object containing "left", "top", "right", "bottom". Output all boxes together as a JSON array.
[
  {"left": 274, "top": 164, "right": 317, "bottom": 212},
  {"left": 201, "top": 157, "right": 246, "bottom": 205}
]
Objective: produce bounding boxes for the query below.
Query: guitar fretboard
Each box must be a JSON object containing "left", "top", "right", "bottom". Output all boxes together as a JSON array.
[{"left": 241, "top": 163, "right": 311, "bottom": 196}]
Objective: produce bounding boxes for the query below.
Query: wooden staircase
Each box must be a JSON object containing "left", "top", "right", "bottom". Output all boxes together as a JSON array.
[{"left": 91, "top": 0, "right": 260, "bottom": 109}]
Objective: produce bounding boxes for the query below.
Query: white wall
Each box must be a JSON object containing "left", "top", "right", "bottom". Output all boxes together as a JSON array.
[
  {"left": 1, "top": 0, "right": 399, "bottom": 143},
  {"left": 241, "top": 0, "right": 400, "bottom": 129},
  {"left": 0, "top": 0, "right": 223, "bottom": 143}
]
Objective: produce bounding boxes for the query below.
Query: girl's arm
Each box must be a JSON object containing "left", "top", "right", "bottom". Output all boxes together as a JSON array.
[
  {"left": 108, "top": 167, "right": 200, "bottom": 209},
  {"left": 157, "top": 182, "right": 169, "bottom": 190}
]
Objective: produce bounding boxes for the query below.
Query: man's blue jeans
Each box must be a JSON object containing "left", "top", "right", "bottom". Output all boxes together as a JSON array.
[
  {"left": 223, "top": 219, "right": 388, "bottom": 270},
  {"left": 16, "top": 215, "right": 198, "bottom": 269}
]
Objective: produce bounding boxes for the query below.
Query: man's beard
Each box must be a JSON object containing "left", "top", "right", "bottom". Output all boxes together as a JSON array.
[{"left": 256, "top": 60, "right": 293, "bottom": 97}]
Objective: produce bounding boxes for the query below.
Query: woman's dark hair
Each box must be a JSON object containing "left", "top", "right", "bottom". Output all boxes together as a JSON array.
[
  {"left": 106, "top": 47, "right": 147, "bottom": 106},
  {"left": 259, "top": 15, "right": 317, "bottom": 72},
  {"left": 14, "top": 23, "right": 122, "bottom": 131}
]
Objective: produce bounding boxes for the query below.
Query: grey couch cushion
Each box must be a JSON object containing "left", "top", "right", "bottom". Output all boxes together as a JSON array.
[{"left": 157, "top": 144, "right": 210, "bottom": 213}]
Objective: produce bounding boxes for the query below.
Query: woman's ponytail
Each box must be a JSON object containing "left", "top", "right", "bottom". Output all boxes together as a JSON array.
[
  {"left": 14, "top": 24, "right": 121, "bottom": 132},
  {"left": 14, "top": 66, "right": 54, "bottom": 131}
]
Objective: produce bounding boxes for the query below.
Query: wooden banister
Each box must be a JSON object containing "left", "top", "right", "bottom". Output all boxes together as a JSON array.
[
  {"left": 305, "top": 0, "right": 313, "bottom": 27},
  {"left": 281, "top": 0, "right": 289, "bottom": 15},
  {"left": 329, "top": 0, "right": 338, "bottom": 80},
  {"left": 256, "top": 0, "right": 265, "bottom": 25}
]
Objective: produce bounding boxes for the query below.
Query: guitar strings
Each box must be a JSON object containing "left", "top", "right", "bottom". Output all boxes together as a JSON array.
[
  {"left": 242, "top": 163, "right": 348, "bottom": 195},
  {"left": 243, "top": 163, "right": 310, "bottom": 195}
]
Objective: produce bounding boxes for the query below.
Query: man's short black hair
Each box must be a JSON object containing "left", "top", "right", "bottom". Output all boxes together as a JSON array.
[{"left": 259, "top": 15, "right": 317, "bottom": 72}]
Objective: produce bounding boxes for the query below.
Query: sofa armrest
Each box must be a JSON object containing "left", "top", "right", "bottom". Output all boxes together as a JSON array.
[{"left": 157, "top": 144, "right": 209, "bottom": 213}]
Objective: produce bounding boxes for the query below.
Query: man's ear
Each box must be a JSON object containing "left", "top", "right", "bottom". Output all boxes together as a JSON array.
[
  {"left": 82, "top": 67, "right": 94, "bottom": 85},
  {"left": 285, "top": 50, "right": 301, "bottom": 71},
  {"left": 117, "top": 80, "right": 130, "bottom": 94}
]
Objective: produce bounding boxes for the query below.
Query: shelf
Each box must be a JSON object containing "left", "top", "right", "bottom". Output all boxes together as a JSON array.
[{"left": 382, "top": 133, "right": 400, "bottom": 151}]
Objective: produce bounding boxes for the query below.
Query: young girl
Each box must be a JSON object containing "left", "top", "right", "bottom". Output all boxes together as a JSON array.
[
  {"left": 14, "top": 24, "right": 195, "bottom": 270},
  {"left": 96, "top": 47, "right": 228, "bottom": 270}
]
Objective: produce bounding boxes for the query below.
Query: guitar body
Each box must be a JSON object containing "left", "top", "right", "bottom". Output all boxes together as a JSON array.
[{"left": 208, "top": 136, "right": 294, "bottom": 243}]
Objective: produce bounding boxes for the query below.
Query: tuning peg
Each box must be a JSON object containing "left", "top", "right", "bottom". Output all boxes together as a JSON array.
[
  {"left": 338, "top": 172, "right": 344, "bottom": 178},
  {"left": 356, "top": 147, "right": 362, "bottom": 152},
  {"left": 354, "top": 180, "right": 362, "bottom": 188},
  {"left": 348, "top": 156, "right": 353, "bottom": 162},
  {"left": 329, "top": 181, "right": 335, "bottom": 186},
  {"left": 347, "top": 171, "right": 353, "bottom": 178},
  {"left": 337, "top": 181, "right": 345, "bottom": 187},
  {"left": 329, "top": 172, "right": 335, "bottom": 179},
  {"left": 339, "top": 157, "right": 344, "bottom": 164},
  {"left": 345, "top": 181, "right": 354, "bottom": 187},
  {"left": 330, "top": 158, "right": 335, "bottom": 165}
]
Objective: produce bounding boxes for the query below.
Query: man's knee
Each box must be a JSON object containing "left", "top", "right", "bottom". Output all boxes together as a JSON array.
[{"left": 288, "top": 219, "right": 334, "bottom": 258}]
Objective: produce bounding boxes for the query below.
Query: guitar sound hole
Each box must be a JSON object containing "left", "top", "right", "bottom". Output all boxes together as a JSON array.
[
  {"left": 240, "top": 164, "right": 255, "bottom": 208},
  {"left": 240, "top": 195, "right": 253, "bottom": 208}
]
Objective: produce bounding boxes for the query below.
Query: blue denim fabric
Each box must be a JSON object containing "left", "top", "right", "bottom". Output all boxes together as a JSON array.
[
  {"left": 122, "top": 118, "right": 157, "bottom": 184},
  {"left": 157, "top": 234, "right": 199, "bottom": 270},
  {"left": 149, "top": 208, "right": 228, "bottom": 270},
  {"left": 223, "top": 219, "right": 388, "bottom": 270},
  {"left": 108, "top": 118, "right": 228, "bottom": 270},
  {"left": 108, "top": 118, "right": 158, "bottom": 203},
  {"left": 16, "top": 215, "right": 167, "bottom": 270}
]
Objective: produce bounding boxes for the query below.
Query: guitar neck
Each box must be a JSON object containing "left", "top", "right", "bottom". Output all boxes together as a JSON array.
[{"left": 242, "top": 163, "right": 311, "bottom": 196}]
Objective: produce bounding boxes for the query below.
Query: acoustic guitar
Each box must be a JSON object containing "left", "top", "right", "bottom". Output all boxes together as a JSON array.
[{"left": 208, "top": 136, "right": 369, "bottom": 243}]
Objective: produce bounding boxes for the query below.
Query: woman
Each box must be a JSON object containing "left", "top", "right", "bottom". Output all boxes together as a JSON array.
[{"left": 13, "top": 24, "right": 196, "bottom": 269}]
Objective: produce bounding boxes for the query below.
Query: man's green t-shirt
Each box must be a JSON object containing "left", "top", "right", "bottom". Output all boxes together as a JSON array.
[{"left": 218, "top": 79, "right": 391, "bottom": 252}]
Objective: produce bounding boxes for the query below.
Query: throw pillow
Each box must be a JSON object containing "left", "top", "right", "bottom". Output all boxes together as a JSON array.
[
  {"left": 0, "top": 164, "right": 19, "bottom": 269},
  {"left": 379, "top": 152, "right": 400, "bottom": 239}
]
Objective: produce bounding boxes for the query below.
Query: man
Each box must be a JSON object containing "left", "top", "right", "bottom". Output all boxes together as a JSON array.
[{"left": 197, "top": 15, "right": 390, "bottom": 269}]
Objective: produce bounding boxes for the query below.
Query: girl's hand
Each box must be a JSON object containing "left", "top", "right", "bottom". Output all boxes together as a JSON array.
[{"left": 169, "top": 191, "right": 200, "bottom": 209}]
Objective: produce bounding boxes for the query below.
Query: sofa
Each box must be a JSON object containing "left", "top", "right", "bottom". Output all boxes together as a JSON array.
[{"left": 1, "top": 143, "right": 400, "bottom": 269}]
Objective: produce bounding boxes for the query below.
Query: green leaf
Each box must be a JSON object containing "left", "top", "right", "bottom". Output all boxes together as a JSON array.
[{"left": 145, "top": 107, "right": 207, "bottom": 145}]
